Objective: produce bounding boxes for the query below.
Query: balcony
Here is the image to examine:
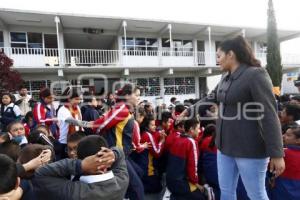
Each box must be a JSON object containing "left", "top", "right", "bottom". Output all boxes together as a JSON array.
[{"left": 2, "top": 47, "right": 300, "bottom": 69}]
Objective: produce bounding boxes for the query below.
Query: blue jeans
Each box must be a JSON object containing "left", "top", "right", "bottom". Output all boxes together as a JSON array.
[{"left": 217, "top": 150, "right": 269, "bottom": 200}]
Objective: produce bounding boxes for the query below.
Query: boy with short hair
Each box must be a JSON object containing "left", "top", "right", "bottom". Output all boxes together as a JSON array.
[
  {"left": 32, "top": 135, "right": 129, "bottom": 200},
  {"left": 67, "top": 131, "right": 86, "bottom": 159},
  {"left": 0, "top": 154, "right": 22, "bottom": 200},
  {"left": 166, "top": 118, "right": 205, "bottom": 200},
  {"left": 268, "top": 126, "right": 300, "bottom": 199}
]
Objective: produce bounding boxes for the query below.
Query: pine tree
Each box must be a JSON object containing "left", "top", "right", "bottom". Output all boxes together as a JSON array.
[
  {"left": 0, "top": 50, "right": 24, "bottom": 95},
  {"left": 266, "top": 0, "right": 282, "bottom": 88}
]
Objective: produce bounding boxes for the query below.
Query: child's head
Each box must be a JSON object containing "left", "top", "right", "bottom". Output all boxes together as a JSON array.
[
  {"left": 39, "top": 88, "right": 54, "bottom": 104},
  {"left": 116, "top": 84, "right": 140, "bottom": 107},
  {"left": 140, "top": 114, "right": 156, "bottom": 133},
  {"left": 82, "top": 91, "right": 98, "bottom": 107},
  {"left": 28, "top": 129, "right": 54, "bottom": 147},
  {"left": 184, "top": 118, "right": 200, "bottom": 138},
  {"left": 61, "top": 87, "right": 81, "bottom": 106},
  {"left": 35, "top": 125, "right": 50, "bottom": 137},
  {"left": 0, "top": 154, "right": 20, "bottom": 196},
  {"left": 67, "top": 131, "right": 86, "bottom": 159},
  {"left": 24, "top": 111, "right": 34, "bottom": 127},
  {"left": 7, "top": 122, "right": 25, "bottom": 142},
  {"left": 0, "top": 133, "right": 10, "bottom": 144},
  {"left": 280, "top": 104, "right": 300, "bottom": 124},
  {"left": 18, "top": 144, "right": 53, "bottom": 178},
  {"left": 0, "top": 141, "right": 21, "bottom": 162},
  {"left": 136, "top": 107, "right": 146, "bottom": 124},
  {"left": 283, "top": 126, "right": 300, "bottom": 146},
  {"left": 77, "top": 135, "right": 108, "bottom": 160},
  {"left": 1, "top": 93, "right": 15, "bottom": 105},
  {"left": 173, "top": 120, "right": 185, "bottom": 133},
  {"left": 160, "top": 111, "right": 172, "bottom": 131}
]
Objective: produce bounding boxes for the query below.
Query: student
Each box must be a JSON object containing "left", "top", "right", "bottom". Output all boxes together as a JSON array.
[
  {"left": 267, "top": 126, "right": 300, "bottom": 199},
  {"left": 23, "top": 111, "right": 34, "bottom": 137},
  {"left": 92, "top": 84, "right": 145, "bottom": 200},
  {"left": 14, "top": 85, "right": 32, "bottom": 116},
  {"left": 0, "top": 140, "right": 21, "bottom": 162},
  {"left": 57, "top": 87, "right": 82, "bottom": 159},
  {"left": 81, "top": 92, "right": 100, "bottom": 135},
  {"left": 0, "top": 93, "right": 22, "bottom": 131},
  {"left": 168, "top": 97, "right": 177, "bottom": 111},
  {"left": 7, "top": 121, "right": 28, "bottom": 147},
  {"left": 67, "top": 131, "right": 86, "bottom": 159},
  {"left": 32, "top": 135, "right": 129, "bottom": 200},
  {"left": 33, "top": 88, "right": 58, "bottom": 138},
  {"left": 0, "top": 154, "right": 23, "bottom": 200},
  {"left": 17, "top": 145, "right": 52, "bottom": 200},
  {"left": 280, "top": 103, "right": 300, "bottom": 134},
  {"left": 156, "top": 111, "right": 173, "bottom": 136},
  {"left": 166, "top": 118, "right": 205, "bottom": 200},
  {"left": 136, "top": 114, "right": 165, "bottom": 194},
  {"left": 165, "top": 120, "right": 184, "bottom": 152}
]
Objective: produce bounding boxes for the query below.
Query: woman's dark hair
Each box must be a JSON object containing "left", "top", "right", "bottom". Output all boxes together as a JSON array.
[
  {"left": 219, "top": 35, "right": 261, "bottom": 67},
  {"left": 140, "top": 114, "right": 155, "bottom": 133},
  {"left": 61, "top": 87, "right": 80, "bottom": 103},
  {"left": 1, "top": 93, "right": 15, "bottom": 104},
  {"left": 199, "top": 124, "right": 217, "bottom": 149},
  {"left": 116, "top": 84, "right": 140, "bottom": 103},
  {"left": 39, "top": 88, "right": 52, "bottom": 99}
]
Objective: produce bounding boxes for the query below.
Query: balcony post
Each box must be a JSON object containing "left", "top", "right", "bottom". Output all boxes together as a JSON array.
[
  {"left": 122, "top": 20, "right": 127, "bottom": 66},
  {"left": 207, "top": 26, "right": 212, "bottom": 65},
  {"left": 168, "top": 24, "right": 172, "bottom": 57},
  {"left": 55, "top": 16, "right": 65, "bottom": 67},
  {"left": 158, "top": 37, "right": 162, "bottom": 66},
  {"left": 193, "top": 39, "right": 198, "bottom": 66}
]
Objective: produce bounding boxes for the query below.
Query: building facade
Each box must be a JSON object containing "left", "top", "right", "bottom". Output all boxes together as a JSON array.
[{"left": 0, "top": 9, "right": 300, "bottom": 103}]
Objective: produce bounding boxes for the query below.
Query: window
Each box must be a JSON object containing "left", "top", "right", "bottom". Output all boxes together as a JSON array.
[
  {"left": 257, "top": 42, "right": 267, "bottom": 54},
  {"left": 162, "top": 38, "right": 193, "bottom": 56},
  {"left": 0, "top": 31, "right": 3, "bottom": 47},
  {"left": 122, "top": 37, "right": 158, "bottom": 56},
  {"left": 164, "top": 77, "right": 195, "bottom": 95},
  {"left": 128, "top": 77, "right": 160, "bottom": 96},
  {"left": 10, "top": 32, "right": 43, "bottom": 54}
]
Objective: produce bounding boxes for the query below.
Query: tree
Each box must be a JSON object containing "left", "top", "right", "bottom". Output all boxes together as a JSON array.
[
  {"left": 0, "top": 50, "right": 24, "bottom": 95},
  {"left": 266, "top": 0, "right": 282, "bottom": 88}
]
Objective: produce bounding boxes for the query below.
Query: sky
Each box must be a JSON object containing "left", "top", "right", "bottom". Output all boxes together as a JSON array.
[{"left": 1, "top": 0, "right": 300, "bottom": 53}]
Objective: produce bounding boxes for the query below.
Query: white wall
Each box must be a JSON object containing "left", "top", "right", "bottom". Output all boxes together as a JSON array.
[
  {"left": 281, "top": 72, "right": 299, "bottom": 94},
  {"left": 207, "top": 74, "right": 221, "bottom": 92}
]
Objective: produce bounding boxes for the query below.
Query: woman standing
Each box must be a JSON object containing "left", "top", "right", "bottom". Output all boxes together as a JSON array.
[{"left": 179, "top": 36, "right": 285, "bottom": 200}]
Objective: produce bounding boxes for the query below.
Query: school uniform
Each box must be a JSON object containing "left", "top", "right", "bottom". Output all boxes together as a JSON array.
[
  {"left": 166, "top": 133, "right": 205, "bottom": 200},
  {"left": 268, "top": 145, "right": 300, "bottom": 200}
]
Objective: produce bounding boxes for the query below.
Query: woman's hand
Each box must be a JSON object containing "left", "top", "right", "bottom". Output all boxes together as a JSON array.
[{"left": 269, "top": 157, "right": 285, "bottom": 177}]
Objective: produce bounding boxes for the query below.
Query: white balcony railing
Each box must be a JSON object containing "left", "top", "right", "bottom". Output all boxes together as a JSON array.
[{"left": 2, "top": 47, "right": 300, "bottom": 68}]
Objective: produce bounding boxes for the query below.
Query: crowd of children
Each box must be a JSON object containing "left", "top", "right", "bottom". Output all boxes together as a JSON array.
[{"left": 0, "top": 82, "right": 300, "bottom": 200}]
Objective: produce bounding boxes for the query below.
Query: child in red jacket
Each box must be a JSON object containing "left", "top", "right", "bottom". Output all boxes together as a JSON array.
[
  {"left": 166, "top": 118, "right": 205, "bottom": 200},
  {"left": 268, "top": 125, "right": 300, "bottom": 200},
  {"left": 136, "top": 114, "right": 166, "bottom": 194}
]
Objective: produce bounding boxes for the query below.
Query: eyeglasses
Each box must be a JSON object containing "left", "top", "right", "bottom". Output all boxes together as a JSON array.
[{"left": 11, "top": 127, "right": 25, "bottom": 132}]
